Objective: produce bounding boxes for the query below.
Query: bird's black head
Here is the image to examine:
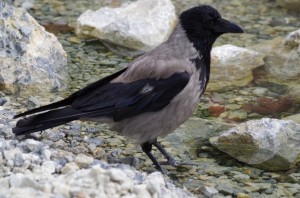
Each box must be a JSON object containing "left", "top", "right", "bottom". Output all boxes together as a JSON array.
[{"left": 179, "top": 5, "right": 244, "bottom": 44}]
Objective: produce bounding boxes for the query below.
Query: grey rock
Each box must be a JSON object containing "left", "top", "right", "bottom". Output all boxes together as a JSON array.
[
  {"left": 76, "top": 0, "right": 176, "bottom": 56},
  {"left": 208, "top": 45, "right": 265, "bottom": 91},
  {"left": 42, "top": 131, "right": 65, "bottom": 142},
  {"left": 0, "top": 3, "right": 68, "bottom": 96},
  {"left": 119, "top": 156, "right": 140, "bottom": 169},
  {"left": 86, "top": 137, "right": 103, "bottom": 146},
  {"left": 232, "top": 173, "right": 250, "bottom": 182},
  {"left": 13, "top": 154, "right": 24, "bottom": 167},
  {"left": 27, "top": 96, "right": 40, "bottom": 109},
  {"left": 23, "top": 139, "right": 43, "bottom": 152},
  {"left": 216, "top": 183, "right": 234, "bottom": 195},
  {"left": 0, "top": 97, "right": 8, "bottom": 106},
  {"left": 198, "top": 185, "right": 219, "bottom": 197},
  {"left": 210, "top": 118, "right": 300, "bottom": 171}
]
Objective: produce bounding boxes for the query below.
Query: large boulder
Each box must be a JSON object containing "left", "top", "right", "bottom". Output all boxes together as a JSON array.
[
  {"left": 207, "top": 45, "right": 265, "bottom": 91},
  {"left": 0, "top": 3, "right": 68, "bottom": 96},
  {"left": 76, "top": 0, "right": 177, "bottom": 56},
  {"left": 210, "top": 118, "right": 300, "bottom": 171}
]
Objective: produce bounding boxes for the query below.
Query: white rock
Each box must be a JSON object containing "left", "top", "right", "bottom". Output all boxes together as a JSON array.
[
  {"left": 61, "top": 162, "right": 79, "bottom": 174},
  {"left": 0, "top": 178, "right": 9, "bottom": 189},
  {"left": 76, "top": 0, "right": 176, "bottom": 55},
  {"left": 9, "top": 173, "right": 43, "bottom": 190},
  {"left": 144, "top": 172, "right": 164, "bottom": 196},
  {"left": 24, "top": 139, "right": 44, "bottom": 153},
  {"left": 3, "top": 148, "right": 22, "bottom": 161},
  {"left": 210, "top": 118, "right": 300, "bottom": 171},
  {"left": 74, "top": 154, "right": 94, "bottom": 168},
  {"left": 208, "top": 45, "right": 265, "bottom": 91},
  {"left": 41, "top": 149, "right": 52, "bottom": 160},
  {"left": 108, "top": 168, "right": 127, "bottom": 182},
  {"left": 41, "top": 161, "right": 56, "bottom": 174},
  {"left": 0, "top": 3, "right": 68, "bottom": 96}
]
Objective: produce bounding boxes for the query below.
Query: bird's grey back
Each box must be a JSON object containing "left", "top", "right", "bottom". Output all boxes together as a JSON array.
[{"left": 113, "top": 23, "right": 200, "bottom": 83}]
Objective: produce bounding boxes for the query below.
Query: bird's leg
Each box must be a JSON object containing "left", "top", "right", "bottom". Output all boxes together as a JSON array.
[
  {"left": 152, "top": 140, "right": 178, "bottom": 166},
  {"left": 141, "top": 142, "right": 167, "bottom": 174},
  {"left": 153, "top": 140, "right": 197, "bottom": 166}
]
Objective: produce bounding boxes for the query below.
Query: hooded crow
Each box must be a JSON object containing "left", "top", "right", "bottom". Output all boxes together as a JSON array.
[{"left": 13, "top": 5, "right": 243, "bottom": 173}]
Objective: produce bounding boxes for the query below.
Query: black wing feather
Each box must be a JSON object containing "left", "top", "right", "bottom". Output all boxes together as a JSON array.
[{"left": 71, "top": 72, "right": 190, "bottom": 121}]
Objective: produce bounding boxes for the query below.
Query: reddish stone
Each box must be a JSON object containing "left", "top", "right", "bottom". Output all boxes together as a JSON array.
[
  {"left": 243, "top": 97, "right": 293, "bottom": 116},
  {"left": 209, "top": 105, "right": 225, "bottom": 117}
]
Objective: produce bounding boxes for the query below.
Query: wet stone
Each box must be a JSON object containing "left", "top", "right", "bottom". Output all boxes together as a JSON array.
[{"left": 216, "top": 183, "right": 234, "bottom": 195}]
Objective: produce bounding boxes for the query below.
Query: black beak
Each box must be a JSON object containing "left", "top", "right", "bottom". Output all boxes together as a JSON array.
[{"left": 214, "top": 18, "right": 244, "bottom": 34}]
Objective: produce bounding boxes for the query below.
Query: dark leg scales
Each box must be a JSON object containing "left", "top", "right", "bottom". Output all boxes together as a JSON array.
[
  {"left": 141, "top": 142, "right": 167, "bottom": 174},
  {"left": 153, "top": 140, "right": 199, "bottom": 166}
]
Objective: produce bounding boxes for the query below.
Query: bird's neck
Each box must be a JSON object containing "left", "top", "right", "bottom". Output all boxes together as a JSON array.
[
  {"left": 190, "top": 37, "right": 216, "bottom": 69},
  {"left": 187, "top": 37, "right": 217, "bottom": 93}
]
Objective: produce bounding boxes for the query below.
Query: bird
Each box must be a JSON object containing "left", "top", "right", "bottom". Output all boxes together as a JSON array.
[{"left": 13, "top": 5, "right": 243, "bottom": 173}]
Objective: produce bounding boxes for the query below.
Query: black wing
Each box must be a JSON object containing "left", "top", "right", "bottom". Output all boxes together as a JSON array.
[{"left": 71, "top": 71, "right": 190, "bottom": 121}]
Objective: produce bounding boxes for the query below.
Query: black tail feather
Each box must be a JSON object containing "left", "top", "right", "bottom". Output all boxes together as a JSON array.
[
  {"left": 13, "top": 120, "right": 71, "bottom": 136},
  {"left": 13, "top": 107, "right": 116, "bottom": 136},
  {"left": 13, "top": 107, "right": 80, "bottom": 136},
  {"left": 13, "top": 98, "right": 72, "bottom": 119}
]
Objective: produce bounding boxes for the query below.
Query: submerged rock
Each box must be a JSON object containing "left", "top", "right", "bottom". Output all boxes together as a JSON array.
[
  {"left": 0, "top": 3, "right": 68, "bottom": 96},
  {"left": 208, "top": 45, "right": 264, "bottom": 91},
  {"left": 165, "top": 117, "right": 234, "bottom": 158},
  {"left": 210, "top": 118, "right": 300, "bottom": 171},
  {"left": 76, "top": 0, "right": 176, "bottom": 56}
]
